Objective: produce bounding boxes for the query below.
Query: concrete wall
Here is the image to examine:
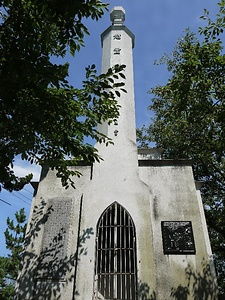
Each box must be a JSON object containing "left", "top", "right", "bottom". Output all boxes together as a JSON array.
[
  {"left": 138, "top": 161, "right": 217, "bottom": 299},
  {"left": 15, "top": 165, "right": 92, "bottom": 300},
  {"left": 15, "top": 159, "right": 217, "bottom": 300}
]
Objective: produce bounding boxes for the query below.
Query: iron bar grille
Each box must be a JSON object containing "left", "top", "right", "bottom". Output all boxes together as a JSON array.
[{"left": 94, "top": 202, "right": 137, "bottom": 300}]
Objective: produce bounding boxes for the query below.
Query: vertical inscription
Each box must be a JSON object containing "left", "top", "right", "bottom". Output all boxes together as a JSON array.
[
  {"left": 113, "top": 33, "right": 121, "bottom": 40},
  {"left": 113, "top": 48, "right": 121, "bottom": 55},
  {"left": 37, "top": 198, "right": 72, "bottom": 278}
]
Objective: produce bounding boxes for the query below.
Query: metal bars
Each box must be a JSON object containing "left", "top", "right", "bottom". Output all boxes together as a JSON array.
[{"left": 94, "top": 202, "right": 137, "bottom": 300}]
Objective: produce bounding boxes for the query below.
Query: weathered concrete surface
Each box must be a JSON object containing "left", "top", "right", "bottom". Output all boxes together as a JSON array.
[{"left": 139, "top": 163, "right": 217, "bottom": 299}]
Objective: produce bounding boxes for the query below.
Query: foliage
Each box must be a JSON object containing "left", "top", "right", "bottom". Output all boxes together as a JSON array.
[
  {"left": 0, "top": 209, "right": 27, "bottom": 299},
  {"left": 0, "top": 0, "right": 127, "bottom": 191},
  {"left": 138, "top": 1, "right": 225, "bottom": 294}
]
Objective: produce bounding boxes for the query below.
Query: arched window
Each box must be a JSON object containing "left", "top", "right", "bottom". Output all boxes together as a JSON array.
[{"left": 94, "top": 202, "right": 137, "bottom": 300}]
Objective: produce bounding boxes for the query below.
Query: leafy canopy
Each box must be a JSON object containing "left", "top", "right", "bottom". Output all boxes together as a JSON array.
[
  {"left": 137, "top": 1, "right": 225, "bottom": 294},
  {"left": 0, "top": 0, "right": 127, "bottom": 191}
]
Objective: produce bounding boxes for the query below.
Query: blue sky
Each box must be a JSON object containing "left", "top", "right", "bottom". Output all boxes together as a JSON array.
[{"left": 0, "top": 1, "right": 222, "bottom": 256}]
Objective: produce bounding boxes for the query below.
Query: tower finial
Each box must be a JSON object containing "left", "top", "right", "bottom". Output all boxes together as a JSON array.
[{"left": 110, "top": 6, "right": 125, "bottom": 25}]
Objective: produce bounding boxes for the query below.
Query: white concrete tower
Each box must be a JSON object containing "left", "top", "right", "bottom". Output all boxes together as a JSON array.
[
  {"left": 96, "top": 6, "right": 137, "bottom": 170},
  {"left": 15, "top": 6, "right": 218, "bottom": 300},
  {"left": 99, "top": 6, "right": 135, "bottom": 141}
]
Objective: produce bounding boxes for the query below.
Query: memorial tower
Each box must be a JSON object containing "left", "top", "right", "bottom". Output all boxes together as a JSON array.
[{"left": 15, "top": 6, "right": 217, "bottom": 300}]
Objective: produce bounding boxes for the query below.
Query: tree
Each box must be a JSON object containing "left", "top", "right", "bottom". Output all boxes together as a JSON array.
[
  {"left": 0, "top": 0, "right": 126, "bottom": 191},
  {"left": 0, "top": 209, "right": 27, "bottom": 299},
  {"left": 138, "top": 1, "right": 225, "bottom": 294}
]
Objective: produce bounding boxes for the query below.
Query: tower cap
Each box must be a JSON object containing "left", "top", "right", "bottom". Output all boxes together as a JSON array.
[{"left": 110, "top": 6, "right": 125, "bottom": 25}]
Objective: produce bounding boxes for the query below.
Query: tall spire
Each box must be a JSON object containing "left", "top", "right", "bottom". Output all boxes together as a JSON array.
[{"left": 98, "top": 6, "right": 136, "bottom": 165}]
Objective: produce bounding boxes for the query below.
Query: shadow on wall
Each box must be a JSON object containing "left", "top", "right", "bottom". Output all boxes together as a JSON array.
[
  {"left": 138, "top": 281, "right": 157, "bottom": 300},
  {"left": 14, "top": 199, "right": 94, "bottom": 300},
  {"left": 138, "top": 260, "right": 218, "bottom": 300},
  {"left": 14, "top": 199, "right": 218, "bottom": 299}
]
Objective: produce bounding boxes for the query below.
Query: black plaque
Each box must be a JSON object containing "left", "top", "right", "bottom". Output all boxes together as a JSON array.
[{"left": 161, "top": 221, "right": 196, "bottom": 254}]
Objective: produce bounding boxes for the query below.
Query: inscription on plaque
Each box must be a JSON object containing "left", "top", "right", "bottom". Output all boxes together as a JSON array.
[
  {"left": 37, "top": 198, "right": 72, "bottom": 278},
  {"left": 161, "top": 221, "right": 196, "bottom": 254}
]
